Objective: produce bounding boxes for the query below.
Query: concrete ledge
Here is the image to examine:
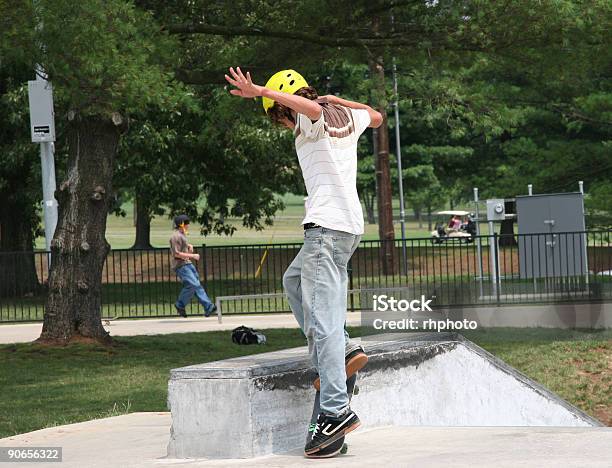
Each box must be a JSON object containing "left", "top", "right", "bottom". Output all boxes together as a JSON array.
[{"left": 166, "top": 333, "right": 601, "bottom": 459}]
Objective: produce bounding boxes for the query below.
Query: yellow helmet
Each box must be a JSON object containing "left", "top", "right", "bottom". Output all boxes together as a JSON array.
[{"left": 262, "top": 70, "right": 309, "bottom": 113}]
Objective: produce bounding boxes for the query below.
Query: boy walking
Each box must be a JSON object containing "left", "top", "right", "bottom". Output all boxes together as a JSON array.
[
  {"left": 169, "top": 214, "right": 216, "bottom": 318},
  {"left": 225, "top": 67, "right": 382, "bottom": 457}
]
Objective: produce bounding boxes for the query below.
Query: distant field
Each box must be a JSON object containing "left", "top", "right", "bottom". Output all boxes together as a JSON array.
[{"left": 34, "top": 194, "right": 483, "bottom": 249}]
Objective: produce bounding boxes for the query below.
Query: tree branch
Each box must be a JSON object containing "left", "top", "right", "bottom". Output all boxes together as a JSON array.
[
  {"left": 166, "top": 23, "right": 426, "bottom": 48},
  {"left": 551, "top": 103, "right": 612, "bottom": 127},
  {"left": 362, "top": 0, "right": 423, "bottom": 16},
  {"left": 176, "top": 67, "right": 279, "bottom": 85}
]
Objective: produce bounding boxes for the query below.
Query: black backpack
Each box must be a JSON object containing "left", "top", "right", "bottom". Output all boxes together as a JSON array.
[{"left": 231, "top": 326, "right": 267, "bottom": 345}]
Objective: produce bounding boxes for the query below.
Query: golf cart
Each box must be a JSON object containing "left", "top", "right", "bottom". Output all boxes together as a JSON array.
[{"left": 430, "top": 210, "right": 476, "bottom": 244}]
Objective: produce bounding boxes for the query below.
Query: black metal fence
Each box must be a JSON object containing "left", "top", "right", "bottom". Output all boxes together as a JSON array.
[{"left": 2, "top": 231, "right": 612, "bottom": 322}]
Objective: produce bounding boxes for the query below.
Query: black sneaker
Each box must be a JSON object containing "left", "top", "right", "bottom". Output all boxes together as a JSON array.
[
  {"left": 307, "top": 420, "right": 347, "bottom": 459},
  {"left": 175, "top": 305, "right": 187, "bottom": 318},
  {"left": 306, "top": 435, "right": 346, "bottom": 458},
  {"left": 205, "top": 304, "right": 217, "bottom": 318},
  {"left": 304, "top": 410, "right": 360, "bottom": 457}
]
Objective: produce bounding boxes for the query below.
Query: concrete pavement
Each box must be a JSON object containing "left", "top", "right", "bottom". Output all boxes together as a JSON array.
[
  {"left": 0, "top": 313, "right": 362, "bottom": 345},
  {"left": 1, "top": 412, "right": 610, "bottom": 467}
]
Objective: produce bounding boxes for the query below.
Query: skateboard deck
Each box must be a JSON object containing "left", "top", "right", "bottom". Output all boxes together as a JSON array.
[{"left": 306, "top": 373, "right": 359, "bottom": 456}]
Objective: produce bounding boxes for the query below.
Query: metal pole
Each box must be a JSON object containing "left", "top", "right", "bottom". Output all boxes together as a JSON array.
[
  {"left": 391, "top": 12, "right": 407, "bottom": 276},
  {"left": 32, "top": 2, "right": 58, "bottom": 254},
  {"left": 489, "top": 220, "right": 497, "bottom": 298},
  {"left": 474, "top": 188, "right": 484, "bottom": 298},
  {"left": 392, "top": 58, "right": 407, "bottom": 276},
  {"left": 578, "top": 181, "right": 589, "bottom": 290},
  {"left": 39, "top": 145, "right": 58, "bottom": 252},
  {"left": 493, "top": 232, "right": 501, "bottom": 304},
  {"left": 35, "top": 74, "right": 58, "bottom": 254}
]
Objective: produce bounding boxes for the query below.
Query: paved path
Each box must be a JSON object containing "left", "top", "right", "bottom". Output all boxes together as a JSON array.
[
  {"left": 1, "top": 413, "right": 610, "bottom": 467},
  {"left": 0, "top": 313, "right": 362, "bottom": 345}
]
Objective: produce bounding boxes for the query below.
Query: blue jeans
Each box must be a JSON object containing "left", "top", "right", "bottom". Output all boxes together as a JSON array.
[
  {"left": 175, "top": 263, "right": 214, "bottom": 313},
  {"left": 283, "top": 227, "right": 360, "bottom": 417}
]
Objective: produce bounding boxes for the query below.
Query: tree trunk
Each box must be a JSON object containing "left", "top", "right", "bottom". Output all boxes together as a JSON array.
[
  {"left": 0, "top": 206, "right": 40, "bottom": 297},
  {"left": 427, "top": 204, "right": 433, "bottom": 231},
  {"left": 372, "top": 126, "right": 379, "bottom": 214},
  {"left": 39, "top": 116, "right": 120, "bottom": 345},
  {"left": 415, "top": 206, "right": 423, "bottom": 229},
  {"left": 366, "top": 194, "right": 376, "bottom": 224},
  {"left": 362, "top": 191, "right": 376, "bottom": 225},
  {"left": 499, "top": 200, "right": 517, "bottom": 246},
  {"left": 499, "top": 219, "right": 517, "bottom": 246},
  {"left": 132, "top": 194, "right": 152, "bottom": 249},
  {"left": 370, "top": 54, "right": 395, "bottom": 275}
]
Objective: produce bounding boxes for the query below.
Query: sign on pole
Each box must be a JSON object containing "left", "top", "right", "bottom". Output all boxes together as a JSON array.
[
  {"left": 27, "top": 79, "right": 56, "bottom": 143},
  {"left": 28, "top": 77, "right": 58, "bottom": 255}
]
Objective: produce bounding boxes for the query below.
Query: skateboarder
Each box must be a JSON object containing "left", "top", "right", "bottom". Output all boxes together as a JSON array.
[
  {"left": 169, "top": 214, "right": 216, "bottom": 318},
  {"left": 225, "top": 67, "right": 381, "bottom": 457}
]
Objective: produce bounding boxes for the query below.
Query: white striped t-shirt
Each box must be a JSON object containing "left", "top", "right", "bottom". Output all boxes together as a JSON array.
[{"left": 294, "top": 105, "right": 371, "bottom": 235}]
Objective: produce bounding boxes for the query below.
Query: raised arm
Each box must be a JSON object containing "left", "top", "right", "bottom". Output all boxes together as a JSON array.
[
  {"left": 224, "top": 67, "right": 321, "bottom": 121},
  {"left": 322, "top": 95, "right": 383, "bottom": 128}
]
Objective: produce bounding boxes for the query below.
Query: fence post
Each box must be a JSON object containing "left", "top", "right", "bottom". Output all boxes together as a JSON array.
[
  {"left": 494, "top": 232, "right": 501, "bottom": 305},
  {"left": 201, "top": 244, "right": 207, "bottom": 284},
  {"left": 348, "top": 258, "right": 354, "bottom": 311}
]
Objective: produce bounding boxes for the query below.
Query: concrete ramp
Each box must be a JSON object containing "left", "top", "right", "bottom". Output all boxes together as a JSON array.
[{"left": 167, "top": 333, "right": 601, "bottom": 459}]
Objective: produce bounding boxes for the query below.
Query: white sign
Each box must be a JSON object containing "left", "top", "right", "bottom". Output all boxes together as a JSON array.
[{"left": 28, "top": 80, "right": 56, "bottom": 143}]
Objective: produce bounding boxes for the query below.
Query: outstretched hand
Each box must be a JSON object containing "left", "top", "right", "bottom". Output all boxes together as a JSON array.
[{"left": 224, "top": 67, "right": 262, "bottom": 99}]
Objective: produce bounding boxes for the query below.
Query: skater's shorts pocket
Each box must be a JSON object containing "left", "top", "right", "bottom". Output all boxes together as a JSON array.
[{"left": 332, "top": 235, "right": 355, "bottom": 268}]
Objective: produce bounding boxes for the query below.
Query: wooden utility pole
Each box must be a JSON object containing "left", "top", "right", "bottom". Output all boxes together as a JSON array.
[{"left": 369, "top": 26, "right": 396, "bottom": 274}]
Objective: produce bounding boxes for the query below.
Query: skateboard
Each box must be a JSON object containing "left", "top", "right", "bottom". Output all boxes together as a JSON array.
[{"left": 306, "top": 373, "right": 359, "bottom": 457}]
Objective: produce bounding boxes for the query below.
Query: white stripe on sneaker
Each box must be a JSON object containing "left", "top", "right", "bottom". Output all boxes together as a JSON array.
[{"left": 321, "top": 413, "right": 356, "bottom": 436}]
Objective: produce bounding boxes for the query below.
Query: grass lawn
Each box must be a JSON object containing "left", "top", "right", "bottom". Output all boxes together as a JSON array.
[
  {"left": 33, "top": 194, "right": 484, "bottom": 249},
  {"left": 1, "top": 327, "right": 610, "bottom": 439},
  {"left": 0, "top": 328, "right": 307, "bottom": 438}
]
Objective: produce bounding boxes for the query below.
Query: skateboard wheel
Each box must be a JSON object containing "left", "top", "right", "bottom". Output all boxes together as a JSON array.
[
  {"left": 341, "top": 443, "right": 348, "bottom": 454},
  {"left": 353, "top": 385, "right": 360, "bottom": 396}
]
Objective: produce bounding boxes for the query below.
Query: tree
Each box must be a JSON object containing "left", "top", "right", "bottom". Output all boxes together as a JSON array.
[
  {"left": 370, "top": 54, "right": 396, "bottom": 273},
  {"left": 0, "top": 63, "right": 45, "bottom": 296},
  {"left": 139, "top": 0, "right": 612, "bottom": 239},
  {"left": 181, "top": 89, "right": 301, "bottom": 235},
  {"left": 2, "top": 0, "right": 607, "bottom": 342},
  {"left": 402, "top": 164, "right": 447, "bottom": 232},
  {"left": 357, "top": 154, "right": 377, "bottom": 224},
  {"left": 114, "top": 96, "right": 201, "bottom": 249},
  {"left": 2, "top": 0, "right": 189, "bottom": 344},
  {"left": 456, "top": 0, "right": 611, "bottom": 226},
  {"left": 163, "top": 0, "right": 600, "bottom": 256}
]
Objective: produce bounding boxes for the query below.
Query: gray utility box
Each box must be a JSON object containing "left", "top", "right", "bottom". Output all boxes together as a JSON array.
[
  {"left": 486, "top": 199, "right": 506, "bottom": 221},
  {"left": 516, "top": 193, "right": 587, "bottom": 279},
  {"left": 28, "top": 80, "right": 56, "bottom": 143}
]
